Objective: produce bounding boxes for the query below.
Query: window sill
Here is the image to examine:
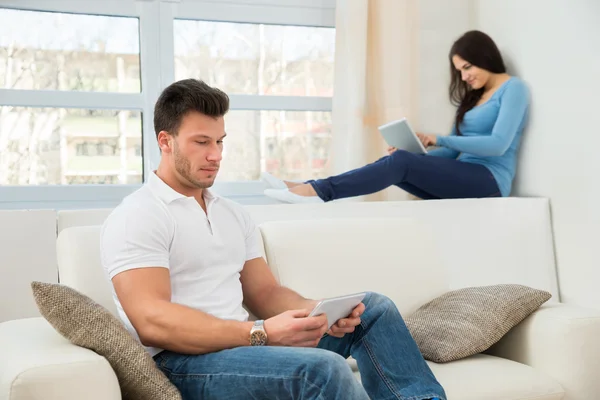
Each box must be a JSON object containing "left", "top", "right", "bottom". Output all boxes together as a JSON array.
[{"left": 0, "top": 180, "right": 281, "bottom": 209}]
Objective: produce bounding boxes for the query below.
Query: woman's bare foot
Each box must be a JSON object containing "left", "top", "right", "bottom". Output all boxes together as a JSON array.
[
  {"left": 289, "top": 183, "right": 318, "bottom": 197},
  {"left": 261, "top": 172, "right": 305, "bottom": 190},
  {"left": 283, "top": 180, "right": 302, "bottom": 189}
]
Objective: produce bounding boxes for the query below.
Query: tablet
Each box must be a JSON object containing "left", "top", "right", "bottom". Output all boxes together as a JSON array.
[
  {"left": 308, "top": 292, "right": 367, "bottom": 330},
  {"left": 378, "top": 118, "right": 428, "bottom": 154}
]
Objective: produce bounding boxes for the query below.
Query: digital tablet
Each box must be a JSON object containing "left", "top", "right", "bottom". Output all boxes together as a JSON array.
[
  {"left": 378, "top": 118, "right": 428, "bottom": 155},
  {"left": 308, "top": 292, "right": 367, "bottom": 330}
]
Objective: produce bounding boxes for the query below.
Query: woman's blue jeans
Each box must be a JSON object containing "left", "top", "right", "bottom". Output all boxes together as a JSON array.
[{"left": 307, "top": 150, "right": 501, "bottom": 201}]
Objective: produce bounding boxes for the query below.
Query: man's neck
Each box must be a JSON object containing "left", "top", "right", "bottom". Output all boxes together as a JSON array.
[{"left": 155, "top": 164, "right": 205, "bottom": 203}]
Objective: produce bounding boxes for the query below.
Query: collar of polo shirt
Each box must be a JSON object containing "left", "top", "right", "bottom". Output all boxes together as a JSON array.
[{"left": 147, "top": 171, "right": 218, "bottom": 206}]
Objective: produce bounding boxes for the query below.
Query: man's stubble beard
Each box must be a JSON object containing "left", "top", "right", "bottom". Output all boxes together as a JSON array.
[{"left": 173, "top": 141, "right": 216, "bottom": 189}]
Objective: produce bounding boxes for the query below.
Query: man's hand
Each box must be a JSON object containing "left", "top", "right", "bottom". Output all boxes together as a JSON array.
[
  {"left": 387, "top": 146, "right": 397, "bottom": 155},
  {"left": 264, "top": 309, "right": 328, "bottom": 347},
  {"left": 327, "top": 302, "right": 365, "bottom": 338},
  {"left": 416, "top": 133, "right": 437, "bottom": 148}
]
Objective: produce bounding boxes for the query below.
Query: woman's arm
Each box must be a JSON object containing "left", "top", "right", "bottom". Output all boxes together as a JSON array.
[
  {"left": 427, "top": 146, "right": 460, "bottom": 159},
  {"left": 426, "top": 127, "right": 460, "bottom": 159},
  {"left": 436, "top": 80, "right": 530, "bottom": 157}
]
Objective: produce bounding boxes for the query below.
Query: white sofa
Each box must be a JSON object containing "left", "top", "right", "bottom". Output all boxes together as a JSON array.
[{"left": 1, "top": 198, "right": 600, "bottom": 400}]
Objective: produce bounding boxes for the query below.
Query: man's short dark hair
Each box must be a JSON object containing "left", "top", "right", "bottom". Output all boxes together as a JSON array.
[{"left": 153, "top": 79, "right": 229, "bottom": 138}]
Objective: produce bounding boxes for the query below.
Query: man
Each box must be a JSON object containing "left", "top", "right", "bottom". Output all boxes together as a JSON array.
[{"left": 100, "top": 79, "right": 446, "bottom": 400}]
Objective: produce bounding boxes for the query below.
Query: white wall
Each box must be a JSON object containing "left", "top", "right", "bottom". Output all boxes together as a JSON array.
[
  {"left": 417, "top": 0, "right": 473, "bottom": 136},
  {"left": 474, "top": 0, "right": 600, "bottom": 308},
  {"left": 378, "top": 0, "right": 472, "bottom": 201}
]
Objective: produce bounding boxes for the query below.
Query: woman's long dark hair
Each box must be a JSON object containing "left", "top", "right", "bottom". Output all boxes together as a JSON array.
[{"left": 449, "top": 30, "right": 506, "bottom": 135}]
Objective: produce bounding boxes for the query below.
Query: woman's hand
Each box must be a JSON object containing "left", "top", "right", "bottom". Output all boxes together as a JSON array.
[
  {"left": 416, "top": 133, "right": 437, "bottom": 147},
  {"left": 387, "top": 146, "right": 397, "bottom": 155}
]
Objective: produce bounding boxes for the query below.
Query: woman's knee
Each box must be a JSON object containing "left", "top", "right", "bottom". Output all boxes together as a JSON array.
[
  {"left": 389, "top": 149, "right": 417, "bottom": 162},
  {"left": 387, "top": 149, "right": 420, "bottom": 172}
]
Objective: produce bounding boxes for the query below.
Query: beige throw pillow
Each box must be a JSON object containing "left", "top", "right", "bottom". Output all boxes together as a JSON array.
[
  {"left": 31, "top": 281, "right": 181, "bottom": 400},
  {"left": 405, "top": 284, "right": 552, "bottom": 363}
]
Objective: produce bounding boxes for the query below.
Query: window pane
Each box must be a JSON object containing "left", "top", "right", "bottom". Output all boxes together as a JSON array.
[
  {"left": 219, "top": 110, "right": 332, "bottom": 181},
  {"left": 0, "top": 107, "right": 142, "bottom": 185},
  {"left": 174, "top": 20, "right": 335, "bottom": 96},
  {"left": 0, "top": 8, "right": 140, "bottom": 92}
]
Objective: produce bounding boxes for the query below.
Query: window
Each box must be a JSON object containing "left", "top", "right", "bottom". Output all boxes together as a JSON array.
[
  {"left": 219, "top": 110, "right": 332, "bottom": 182},
  {"left": 174, "top": 18, "right": 335, "bottom": 182},
  {"left": 0, "top": 6, "right": 145, "bottom": 189},
  {"left": 174, "top": 21, "right": 334, "bottom": 96},
  {"left": 0, "top": 107, "right": 142, "bottom": 185},
  {"left": 0, "top": 0, "right": 335, "bottom": 207},
  {"left": 0, "top": 8, "right": 140, "bottom": 93}
]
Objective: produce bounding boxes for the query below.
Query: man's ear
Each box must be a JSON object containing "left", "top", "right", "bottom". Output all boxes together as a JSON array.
[{"left": 157, "top": 131, "right": 172, "bottom": 153}]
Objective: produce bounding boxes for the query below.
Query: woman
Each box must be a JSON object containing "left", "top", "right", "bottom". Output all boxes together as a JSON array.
[{"left": 263, "top": 30, "right": 530, "bottom": 204}]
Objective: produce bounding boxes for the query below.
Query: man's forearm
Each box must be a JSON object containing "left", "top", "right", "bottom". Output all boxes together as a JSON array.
[
  {"left": 138, "top": 300, "right": 253, "bottom": 355},
  {"left": 252, "top": 285, "right": 318, "bottom": 319}
]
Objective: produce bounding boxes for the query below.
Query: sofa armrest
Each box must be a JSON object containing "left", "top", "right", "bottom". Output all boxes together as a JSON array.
[
  {"left": 0, "top": 317, "right": 121, "bottom": 400},
  {"left": 487, "top": 303, "right": 600, "bottom": 400}
]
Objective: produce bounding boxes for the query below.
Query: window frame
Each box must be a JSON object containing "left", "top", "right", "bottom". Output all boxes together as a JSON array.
[{"left": 0, "top": 0, "right": 335, "bottom": 208}]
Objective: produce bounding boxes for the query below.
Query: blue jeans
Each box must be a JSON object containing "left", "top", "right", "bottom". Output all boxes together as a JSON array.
[
  {"left": 307, "top": 150, "right": 501, "bottom": 201},
  {"left": 154, "top": 292, "right": 446, "bottom": 400}
]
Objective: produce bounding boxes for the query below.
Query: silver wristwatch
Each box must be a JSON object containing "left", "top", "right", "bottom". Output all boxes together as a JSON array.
[{"left": 249, "top": 320, "right": 268, "bottom": 346}]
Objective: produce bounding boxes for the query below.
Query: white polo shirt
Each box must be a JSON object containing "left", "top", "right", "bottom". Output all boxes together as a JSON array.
[{"left": 100, "top": 171, "right": 263, "bottom": 356}]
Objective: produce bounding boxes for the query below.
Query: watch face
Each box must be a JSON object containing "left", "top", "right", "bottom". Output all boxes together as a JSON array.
[{"left": 250, "top": 330, "right": 268, "bottom": 346}]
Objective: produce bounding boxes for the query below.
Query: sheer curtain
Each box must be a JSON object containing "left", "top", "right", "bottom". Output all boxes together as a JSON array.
[{"left": 327, "top": 0, "right": 420, "bottom": 201}]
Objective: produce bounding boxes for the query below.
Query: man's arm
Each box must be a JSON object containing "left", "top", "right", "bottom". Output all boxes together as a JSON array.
[
  {"left": 240, "top": 257, "right": 365, "bottom": 339},
  {"left": 240, "top": 257, "right": 317, "bottom": 320},
  {"left": 113, "top": 262, "right": 328, "bottom": 354},
  {"left": 112, "top": 267, "right": 253, "bottom": 355},
  {"left": 238, "top": 207, "right": 317, "bottom": 318}
]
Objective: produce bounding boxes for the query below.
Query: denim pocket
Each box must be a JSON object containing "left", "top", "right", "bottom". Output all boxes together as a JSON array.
[{"left": 153, "top": 350, "right": 172, "bottom": 373}]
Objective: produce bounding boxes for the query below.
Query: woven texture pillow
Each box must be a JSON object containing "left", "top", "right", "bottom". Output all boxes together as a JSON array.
[
  {"left": 31, "top": 281, "right": 181, "bottom": 400},
  {"left": 405, "top": 284, "right": 552, "bottom": 363}
]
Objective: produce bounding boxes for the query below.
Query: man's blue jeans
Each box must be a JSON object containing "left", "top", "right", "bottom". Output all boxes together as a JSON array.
[{"left": 154, "top": 292, "right": 446, "bottom": 400}]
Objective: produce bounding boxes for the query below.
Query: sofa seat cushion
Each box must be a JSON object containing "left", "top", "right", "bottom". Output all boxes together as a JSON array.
[
  {"left": 0, "top": 317, "right": 121, "bottom": 400},
  {"left": 348, "top": 354, "right": 564, "bottom": 400}
]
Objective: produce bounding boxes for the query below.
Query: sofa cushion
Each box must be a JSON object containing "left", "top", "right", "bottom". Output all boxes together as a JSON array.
[
  {"left": 427, "top": 354, "right": 564, "bottom": 400},
  {"left": 31, "top": 281, "right": 181, "bottom": 400},
  {"left": 405, "top": 284, "right": 551, "bottom": 363},
  {"left": 0, "top": 210, "right": 58, "bottom": 323},
  {"left": 57, "top": 225, "right": 118, "bottom": 315},
  {"left": 258, "top": 217, "right": 449, "bottom": 316},
  {"left": 0, "top": 317, "right": 121, "bottom": 400},
  {"left": 347, "top": 354, "right": 563, "bottom": 399},
  {"left": 245, "top": 198, "right": 559, "bottom": 300}
]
